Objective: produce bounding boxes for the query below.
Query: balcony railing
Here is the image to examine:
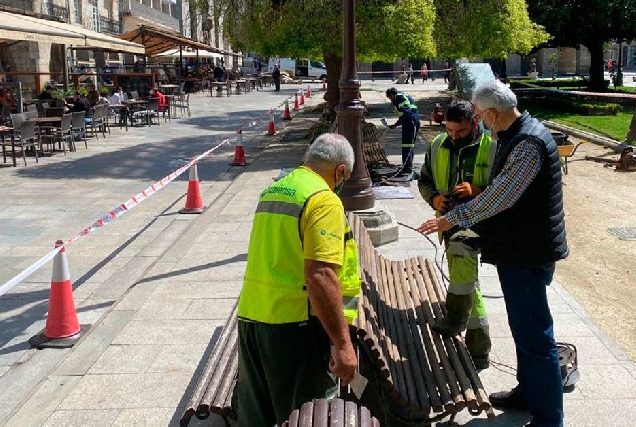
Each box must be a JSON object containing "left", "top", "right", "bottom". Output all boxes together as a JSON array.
[
  {"left": 41, "top": 3, "right": 69, "bottom": 23},
  {"left": 99, "top": 16, "right": 120, "bottom": 35},
  {"left": 121, "top": 0, "right": 179, "bottom": 32}
]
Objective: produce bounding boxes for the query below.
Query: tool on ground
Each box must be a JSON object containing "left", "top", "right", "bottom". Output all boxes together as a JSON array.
[{"left": 585, "top": 146, "right": 636, "bottom": 171}]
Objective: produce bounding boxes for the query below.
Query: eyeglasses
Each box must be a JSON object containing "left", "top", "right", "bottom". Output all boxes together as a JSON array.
[{"left": 474, "top": 107, "right": 494, "bottom": 122}]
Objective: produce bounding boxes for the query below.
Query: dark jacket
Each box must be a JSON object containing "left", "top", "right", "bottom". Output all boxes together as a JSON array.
[
  {"left": 392, "top": 92, "right": 419, "bottom": 126},
  {"left": 474, "top": 112, "right": 568, "bottom": 267},
  {"left": 71, "top": 97, "right": 91, "bottom": 114}
]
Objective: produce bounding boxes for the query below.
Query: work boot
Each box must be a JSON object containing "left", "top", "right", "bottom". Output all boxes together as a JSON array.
[
  {"left": 470, "top": 354, "right": 490, "bottom": 371},
  {"left": 489, "top": 386, "right": 529, "bottom": 411},
  {"left": 432, "top": 293, "right": 472, "bottom": 337},
  {"left": 466, "top": 327, "right": 491, "bottom": 371}
]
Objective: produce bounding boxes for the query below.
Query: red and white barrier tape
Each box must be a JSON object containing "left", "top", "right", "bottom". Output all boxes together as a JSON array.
[{"left": 0, "top": 90, "right": 314, "bottom": 298}]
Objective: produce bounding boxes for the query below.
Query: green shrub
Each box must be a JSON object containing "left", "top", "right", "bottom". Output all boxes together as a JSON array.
[{"left": 523, "top": 96, "right": 621, "bottom": 116}]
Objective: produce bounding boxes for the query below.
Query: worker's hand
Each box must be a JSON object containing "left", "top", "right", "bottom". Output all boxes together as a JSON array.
[
  {"left": 417, "top": 216, "right": 452, "bottom": 235},
  {"left": 454, "top": 182, "right": 481, "bottom": 199},
  {"left": 329, "top": 342, "right": 358, "bottom": 386},
  {"left": 432, "top": 195, "right": 455, "bottom": 214},
  {"left": 432, "top": 195, "right": 446, "bottom": 212}
]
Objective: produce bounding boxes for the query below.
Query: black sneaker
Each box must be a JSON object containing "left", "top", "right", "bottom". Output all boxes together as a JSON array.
[{"left": 489, "top": 386, "right": 529, "bottom": 410}]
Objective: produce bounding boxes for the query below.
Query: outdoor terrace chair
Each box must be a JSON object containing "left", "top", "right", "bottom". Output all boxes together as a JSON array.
[
  {"left": 174, "top": 93, "right": 191, "bottom": 118},
  {"left": 2, "top": 104, "right": 11, "bottom": 126},
  {"left": 45, "top": 107, "right": 65, "bottom": 117},
  {"left": 71, "top": 111, "right": 87, "bottom": 150},
  {"left": 1, "top": 119, "right": 39, "bottom": 166},
  {"left": 88, "top": 105, "right": 108, "bottom": 139},
  {"left": 145, "top": 98, "right": 160, "bottom": 126},
  {"left": 40, "top": 113, "right": 73, "bottom": 155}
]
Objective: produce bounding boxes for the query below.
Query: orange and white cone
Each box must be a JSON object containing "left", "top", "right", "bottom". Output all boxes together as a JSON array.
[
  {"left": 29, "top": 240, "right": 85, "bottom": 349},
  {"left": 267, "top": 109, "right": 277, "bottom": 136},
  {"left": 306, "top": 85, "right": 312, "bottom": 98},
  {"left": 293, "top": 93, "right": 299, "bottom": 111},
  {"left": 299, "top": 89, "right": 305, "bottom": 106},
  {"left": 230, "top": 129, "right": 248, "bottom": 166},
  {"left": 282, "top": 99, "right": 292, "bottom": 120},
  {"left": 179, "top": 162, "right": 204, "bottom": 214},
  {"left": 322, "top": 81, "right": 327, "bottom": 91}
]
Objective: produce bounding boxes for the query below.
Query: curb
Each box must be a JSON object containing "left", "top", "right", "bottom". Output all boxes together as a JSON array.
[{"left": 543, "top": 120, "right": 622, "bottom": 151}]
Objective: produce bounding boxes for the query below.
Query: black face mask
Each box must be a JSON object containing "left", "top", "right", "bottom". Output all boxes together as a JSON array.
[{"left": 452, "top": 131, "right": 475, "bottom": 148}]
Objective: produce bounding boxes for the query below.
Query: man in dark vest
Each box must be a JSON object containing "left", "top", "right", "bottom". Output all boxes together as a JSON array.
[{"left": 418, "top": 79, "right": 568, "bottom": 427}]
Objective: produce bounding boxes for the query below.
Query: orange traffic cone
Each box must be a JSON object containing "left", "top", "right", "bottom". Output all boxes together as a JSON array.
[
  {"left": 299, "top": 89, "right": 305, "bottom": 106},
  {"left": 267, "top": 109, "right": 277, "bottom": 136},
  {"left": 282, "top": 99, "right": 292, "bottom": 120},
  {"left": 29, "top": 241, "right": 85, "bottom": 349},
  {"left": 322, "top": 81, "right": 327, "bottom": 91},
  {"left": 230, "top": 129, "right": 248, "bottom": 166},
  {"left": 293, "top": 93, "right": 299, "bottom": 111},
  {"left": 179, "top": 162, "right": 204, "bottom": 214},
  {"left": 306, "top": 85, "right": 312, "bottom": 98}
]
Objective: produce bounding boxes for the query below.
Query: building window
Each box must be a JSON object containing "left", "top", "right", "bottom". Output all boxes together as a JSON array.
[
  {"left": 91, "top": 0, "right": 100, "bottom": 31},
  {"left": 74, "top": 0, "right": 81, "bottom": 24}
]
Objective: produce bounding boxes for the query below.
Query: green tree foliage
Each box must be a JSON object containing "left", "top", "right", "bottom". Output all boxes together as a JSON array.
[
  {"left": 527, "top": 0, "right": 636, "bottom": 91},
  {"left": 434, "top": 0, "right": 548, "bottom": 58},
  {"left": 223, "top": 0, "right": 546, "bottom": 108}
]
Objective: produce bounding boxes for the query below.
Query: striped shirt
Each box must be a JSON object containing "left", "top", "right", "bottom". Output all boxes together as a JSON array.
[{"left": 446, "top": 139, "right": 543, "bottom": 228}]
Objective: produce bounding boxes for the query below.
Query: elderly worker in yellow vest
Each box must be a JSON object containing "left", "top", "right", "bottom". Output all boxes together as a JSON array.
[
  {"left": 418, "top": 100, "right": 496, "bottom": 370},
  {"left": 236, "top": 133, "right": 361, "bottom": 426}
]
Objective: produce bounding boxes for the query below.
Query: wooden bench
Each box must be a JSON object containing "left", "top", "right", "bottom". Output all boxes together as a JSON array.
[
  {"left": 282, "top": 398, "right": 379, "bottom": 427},
  {"left": 180, "top": 302, "right": 238, "bottom": 426},
  {"left": 349, "top": 213, "right": 493, "bottom": 423}
]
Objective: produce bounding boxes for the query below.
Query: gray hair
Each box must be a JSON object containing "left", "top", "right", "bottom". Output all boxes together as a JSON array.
[
  {"left": 304, "top": 133, "right": 355, "bottom": 171},
  {"left": 472, "top": 79, "right": 517, "bottom": 112}
]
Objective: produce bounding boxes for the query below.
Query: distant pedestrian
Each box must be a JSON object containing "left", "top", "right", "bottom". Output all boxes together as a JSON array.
[
  {"left": 421, "top": 63, "right": 428, "bottom": 83},
  {"left": 408, "top": 64, "right": 414, "bottom": 84},
  {"left": 272, "top": 65, "right": 281, "bottom": 92}
]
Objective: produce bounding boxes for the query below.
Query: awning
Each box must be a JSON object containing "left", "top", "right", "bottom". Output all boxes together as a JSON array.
[
  {"left": 120, "top": 25, "right": 241, "bottom": 57},
  {"left": 154, "top": 48, "right": 222, "bottom": 59},
  {"left": 0, "top": 11, "right": 84, "bottom": 45},
  {"left": 0, "top": 11, "right": 144, "bottom": 54}
]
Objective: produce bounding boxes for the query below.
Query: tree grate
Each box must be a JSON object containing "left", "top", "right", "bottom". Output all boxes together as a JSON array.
[{"left": 607, "top": 227, "right": 636, "bottom": 241}]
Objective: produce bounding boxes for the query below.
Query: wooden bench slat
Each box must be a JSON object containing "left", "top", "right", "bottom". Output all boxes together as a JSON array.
[
  {"left": 378, "top": 258, "right": 409, "bottom": 403},
  {"left": 344, "top": 400, "right": 358, "bottom": 425},
  {"left": 419, "top": 258, "right": 480, "bottom": 410},
  {"left": 200, "top": 318, "right": 239, "bottom": 413},
  {"left": 396, "top": 259, "right": 442, "bottom": 413},
  {"left": 406, "top": 257, "right": 466, "bottom": 411},
  {"left": 391, "top": 261, "right": 430, "bottom": 409},
  {"left": 312, "top": 398, "right": 329, "bottom": 427},
  {"left": 184, "top": 302, "right": 237, "bottom": 422},
  {"left": 299, "top": 401, "right": 314, "bottom": 426},
  {"left": 329, "top": 398, "right": 345, "bottom": 427}
]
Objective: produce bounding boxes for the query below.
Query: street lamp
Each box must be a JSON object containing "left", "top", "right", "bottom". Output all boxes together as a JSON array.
[{"left": 337, "top": 0, "right": 374, "bottom": 211}]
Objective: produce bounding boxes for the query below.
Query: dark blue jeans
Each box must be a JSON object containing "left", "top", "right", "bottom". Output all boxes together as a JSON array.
[{"left": 497, "top": 263, "right": 563, "bottom": 427}]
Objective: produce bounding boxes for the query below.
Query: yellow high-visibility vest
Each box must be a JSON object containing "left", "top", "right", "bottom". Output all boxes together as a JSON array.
[{"left": 238, "top": 167, "right": 361, "bottom": 325}]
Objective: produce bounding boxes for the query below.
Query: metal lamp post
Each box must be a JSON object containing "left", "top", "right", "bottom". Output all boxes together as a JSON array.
[{"left": 337, "top": 0, "right": 374, "bottom": 211}]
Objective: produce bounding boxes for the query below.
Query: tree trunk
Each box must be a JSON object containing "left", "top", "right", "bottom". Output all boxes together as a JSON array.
[
  {"left": 323, "top": 51, "right": 342, "bottom": 121},
  {"left": 586, "top": 41, "right": 606, "bottom": 92}
]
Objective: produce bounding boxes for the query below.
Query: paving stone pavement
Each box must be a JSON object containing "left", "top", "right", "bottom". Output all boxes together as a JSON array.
[{"left": 1, "top": 83, "right": 635, "bottom": 426}]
